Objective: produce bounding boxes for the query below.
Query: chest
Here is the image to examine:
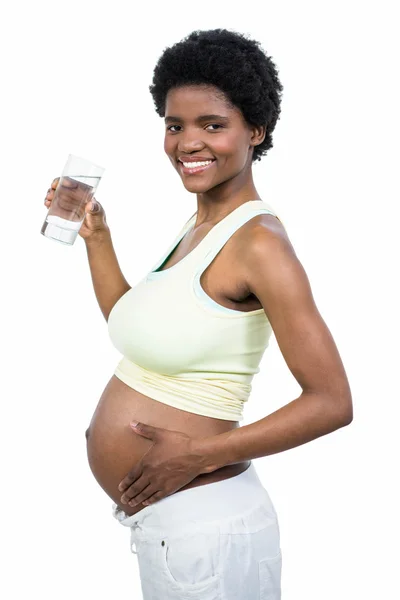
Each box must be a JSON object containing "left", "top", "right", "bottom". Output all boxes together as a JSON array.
[{"left": 154, "top": 222, "right": 263, "bottom": 313}]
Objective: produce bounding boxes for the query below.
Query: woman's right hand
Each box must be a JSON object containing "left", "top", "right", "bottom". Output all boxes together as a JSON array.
[{"left": 44, "top": 177, "right": 110, "bottom": 242}]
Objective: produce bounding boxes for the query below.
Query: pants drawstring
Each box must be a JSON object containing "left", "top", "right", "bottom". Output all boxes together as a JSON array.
[{"left": 130, "top": 522, "right": 142, "bottom": 554}]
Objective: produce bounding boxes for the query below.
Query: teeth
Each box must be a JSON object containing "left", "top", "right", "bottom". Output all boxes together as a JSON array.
[{"left": 182, "top": 160, "right": 213, "bottom": 168}]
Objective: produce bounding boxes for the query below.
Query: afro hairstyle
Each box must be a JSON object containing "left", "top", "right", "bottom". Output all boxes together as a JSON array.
[{"left": 149, "top": 28, "right": 284, "bottom": 163}]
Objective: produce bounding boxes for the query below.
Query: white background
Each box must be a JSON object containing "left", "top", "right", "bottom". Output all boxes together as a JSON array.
[{"left": 1, "top": 1, "right": 398, "bottom": 598}]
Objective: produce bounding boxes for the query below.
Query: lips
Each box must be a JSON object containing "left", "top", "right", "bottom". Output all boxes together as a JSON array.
[
  {"left": 179, "top": 159, "right": 216, "bottom": 175},
  {"left": 178, "top": 157, "right": 215, "bottom": 163}
]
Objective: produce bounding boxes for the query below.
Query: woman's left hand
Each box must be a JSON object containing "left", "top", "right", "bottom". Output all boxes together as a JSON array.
[{"left": 118, "top": 421, "right": 207, "bottom": 507}]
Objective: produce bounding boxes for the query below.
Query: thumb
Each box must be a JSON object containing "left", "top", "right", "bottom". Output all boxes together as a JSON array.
[
  {"left": 130, "top": 421, "right": 158, "bottom": 440},
  {"left": 89, "top": 200, "right": 99, "bottom": 213}
]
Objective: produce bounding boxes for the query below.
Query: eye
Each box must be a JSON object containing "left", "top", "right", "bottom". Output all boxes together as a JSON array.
[
  {"left": 166, "top": 124, "right": 223, "bottom": 132},
  {"left": 206, "top": 124, "right": 223, "bottom": 131}
]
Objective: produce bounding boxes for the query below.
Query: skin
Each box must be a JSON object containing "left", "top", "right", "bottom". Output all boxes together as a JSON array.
[
  {"left": 115, "top": 85, "right": 352, "bottom": 509},
  {"left": 44, "top": 84, "right": 269, "bottom": 514},
  {"left": 165, "top": 85, "right": 351, "bottom": 426},
  {"left": 45, "top": 84, "right": 352, "bottom": 512},
  {"left": 163, "top": 84, "right": 266, "bottom": 227}
]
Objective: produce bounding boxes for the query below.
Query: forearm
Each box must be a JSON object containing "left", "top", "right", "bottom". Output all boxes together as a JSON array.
[
  {"left": 195, "top": 392, "right": 353, "bottom": 474},
  {"left": 85, "top": 229, "right": 131, "bottom": 322}
]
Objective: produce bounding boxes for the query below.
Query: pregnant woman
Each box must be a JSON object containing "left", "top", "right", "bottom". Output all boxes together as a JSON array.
[{"left": 45, "top": 29, "right": 353, "bottom": 600}]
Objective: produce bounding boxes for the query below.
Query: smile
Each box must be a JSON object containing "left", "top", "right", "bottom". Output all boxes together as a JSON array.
[{"left": 179, "top": 159, "right": 216, "bottom": 175}]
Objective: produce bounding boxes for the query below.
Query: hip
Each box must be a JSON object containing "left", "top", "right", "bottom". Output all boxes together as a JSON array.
[
  {"left": 177, "top": 459, "right": 252, "bottom": 493},
  {"left": 112, "top": 461, "right": 279, "bottom": 534},
  {"left": 112, "top": 461, "right": 281, "bottom": 599}
]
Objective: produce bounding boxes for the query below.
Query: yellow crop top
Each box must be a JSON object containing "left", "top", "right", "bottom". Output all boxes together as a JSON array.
[{"left": 107, "top": 199, "right": 285, "bottom": 422}]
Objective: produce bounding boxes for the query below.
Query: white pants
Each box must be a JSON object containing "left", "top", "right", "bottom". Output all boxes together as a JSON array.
[{"left": 112, "top": 462, "right": 282, "bottom": 599}]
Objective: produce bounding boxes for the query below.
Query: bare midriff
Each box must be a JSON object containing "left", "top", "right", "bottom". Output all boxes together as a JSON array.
[
  {"left": 86, "top": 212, "right": 283, "bottom": 517},
  {"left": 86, "top": 375, "right": 250, "bottom": 517}
]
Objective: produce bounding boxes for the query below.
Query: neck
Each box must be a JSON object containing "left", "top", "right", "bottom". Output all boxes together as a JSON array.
[{"left": 194, "top": 173, "right": 261, "bottom": 228}]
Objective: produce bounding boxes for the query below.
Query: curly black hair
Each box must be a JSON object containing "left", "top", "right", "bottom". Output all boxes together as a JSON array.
[{"left": 149, "top": 28, "right": 284, "bottom": 163}]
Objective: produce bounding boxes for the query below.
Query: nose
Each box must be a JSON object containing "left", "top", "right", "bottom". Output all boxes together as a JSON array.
[
  {"left": 179, "top": 143, "right": 204, "bottom": 154},
  {"left": 178, "top": 134, "right": 205, "bottom": 154}
]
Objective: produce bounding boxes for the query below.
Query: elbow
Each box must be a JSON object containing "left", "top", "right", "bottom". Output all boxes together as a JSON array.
[
  {"left": 337, "top": 395, "right": 354, "bottom": 426},
  {"left": 330, "top": 381, "right": 353, "bottom": 426},
  {"left": 319, "top": 390, "right": 353, "bottom": 427},
  {"left": 341, "top": 410, "right": 353, "bottom": 427}
]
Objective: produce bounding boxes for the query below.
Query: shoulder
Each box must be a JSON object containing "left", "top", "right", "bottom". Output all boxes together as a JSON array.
[
  {"left": 238, "top": 214, "right": 353, "bottom": 407},
  {"left": 250, "top": 212, "right": 288, "bottom": 237},
  {"left": 238, "top": 211, "right": 290, "bottom": 246},
  {"left": 238, "top": 212, "right": 308, "bottom": 310},
  {"left": 236, "top": 212, "right": 295, "bottom": 282}
]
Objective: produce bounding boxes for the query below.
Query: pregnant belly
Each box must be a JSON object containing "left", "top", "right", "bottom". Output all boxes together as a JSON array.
[{"left": 86, "top": 375, "right": 243, "bottom": 516}]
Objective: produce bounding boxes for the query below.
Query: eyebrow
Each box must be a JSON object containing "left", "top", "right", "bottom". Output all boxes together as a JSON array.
[{"left": 164, "top": 114, "right": 230, "bottom": 124}]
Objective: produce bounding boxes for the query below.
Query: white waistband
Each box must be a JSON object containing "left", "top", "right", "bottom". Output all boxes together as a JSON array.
[{"left": 112, "top": 462, "right": 277, "bottom": 534}]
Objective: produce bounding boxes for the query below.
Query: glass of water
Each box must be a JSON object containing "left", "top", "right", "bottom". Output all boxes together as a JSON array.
[{"left": 40, "top": 154, "right": 105, "bottom": 245}]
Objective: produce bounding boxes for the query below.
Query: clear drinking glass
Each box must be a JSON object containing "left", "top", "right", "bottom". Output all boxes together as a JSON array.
[{"left": 40, "top": 154, "right": 105, "bottom": 245}]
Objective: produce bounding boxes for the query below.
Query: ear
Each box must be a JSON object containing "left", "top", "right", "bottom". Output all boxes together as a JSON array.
[{"left": 249, "top": 124, "right": 267, "bottom": 148}]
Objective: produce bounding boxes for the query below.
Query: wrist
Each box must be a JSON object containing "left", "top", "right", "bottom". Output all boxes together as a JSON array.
[
  {"left": 191, "top": 435, "right": 228, "bottom": 474},
  {"left": 85, "top": 228, "right": 111, "bottom": 247}
]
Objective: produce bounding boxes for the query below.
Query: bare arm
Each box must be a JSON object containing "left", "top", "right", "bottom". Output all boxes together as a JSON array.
[
  {"left": 194, "top": 218, "right": 353, "bottom": 472},
  {"left": 85, "top": 230, "right": 131, "bottom": 322}
]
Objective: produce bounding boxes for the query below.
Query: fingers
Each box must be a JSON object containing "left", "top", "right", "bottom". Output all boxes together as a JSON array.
[
  {"left": 85, "top": 197, "right": 105, "bottom": 217},
  {"left": 121, "top": 478, "right": 153, "bottom": 507},
  {"left": 44, "top": 177, "right": 60, "bottom": 206},
  {"left": 44, "top": 188, "right": 52, "bottom": 206},
  {"left": 44, "top": 186, "right": 54, "bottom": 205},
  {"left": 60, "top": 176, "right": 78, "bottom": 189}
]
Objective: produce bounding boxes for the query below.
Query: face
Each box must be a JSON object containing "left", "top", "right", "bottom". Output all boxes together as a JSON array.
[{"left": 163, "top": 85, "right": 265, "bottom": 193}]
